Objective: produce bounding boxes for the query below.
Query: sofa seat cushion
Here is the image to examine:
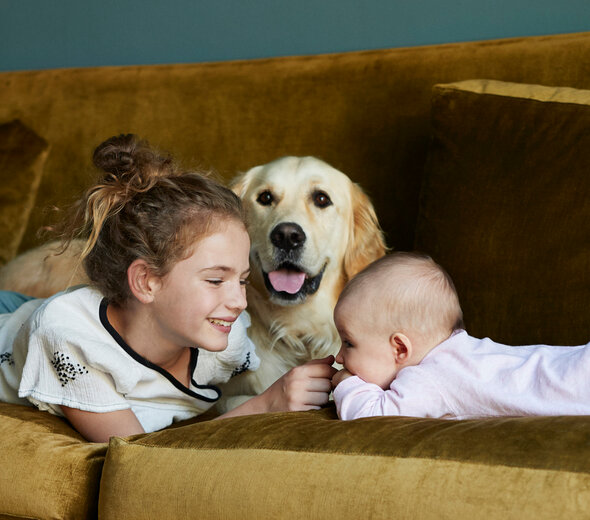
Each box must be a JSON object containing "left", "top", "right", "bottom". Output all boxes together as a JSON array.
[
  {"left": 0, "top": 119, "right": 48, "bottom": 266},
  {"left": 99, "top": 407, "right": 590, "bottom": 519},
  {"left": 415, "top": 79, "right": 590, "bottom": 346},
  {"left": 0, "top": 403, "right": 106, "bottom": 520}
]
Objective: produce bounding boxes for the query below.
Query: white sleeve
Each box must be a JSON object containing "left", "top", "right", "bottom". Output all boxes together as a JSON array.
[
  {"left": 18, "top": 328, "right": 131, "bottom": 415},
  {"left": 333, "top": 371, "right": 449, "bottom": 420},
  {"left": 333, "top": 376, "right": 403, "bottom": 420}
]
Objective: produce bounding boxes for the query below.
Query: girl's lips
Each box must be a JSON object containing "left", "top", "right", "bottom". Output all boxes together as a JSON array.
[{"left": 207, "top": 317, "right": 235, "bottom": 334}]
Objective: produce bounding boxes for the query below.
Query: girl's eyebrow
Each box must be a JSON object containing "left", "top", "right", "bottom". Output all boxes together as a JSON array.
[
  {"left": 200, "top": 266, "right": 231, "bottom": 272},
  {"left": 200, "top": 266, "right": 251, "bottom": 276},
  {"left": 199, "top": 265, "right": 233, "bottom": 273}
]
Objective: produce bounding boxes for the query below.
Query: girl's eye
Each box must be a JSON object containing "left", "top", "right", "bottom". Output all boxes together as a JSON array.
[
  {"left": 207, "top": 279, "right": 223, "bottom": 286},
  {"left": 256, "top": 190, "right": 274, "bottom": 206},
  {"left": 240, "top": 279, "right": 250, "bottom": 286},
  {"left": 343, "top": 340, "right": 354, "bottom": 348}
]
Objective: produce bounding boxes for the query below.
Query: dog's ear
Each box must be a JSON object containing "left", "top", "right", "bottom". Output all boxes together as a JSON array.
[
  {"left": 343, "top": 183, "right": 387, "bottom": 281},
  {"left": 230, "top": 165, "right": 263, "bottom": 198}
]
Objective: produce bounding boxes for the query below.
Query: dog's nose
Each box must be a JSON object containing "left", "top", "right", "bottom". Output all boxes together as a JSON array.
[{"left": 270, "top": 222, "right": 306, "bottom": 251}]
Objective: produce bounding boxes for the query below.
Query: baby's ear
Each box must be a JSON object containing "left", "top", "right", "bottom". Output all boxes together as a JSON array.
[{"left": 390, "top": 333, "right": 413, "bottom": 363}]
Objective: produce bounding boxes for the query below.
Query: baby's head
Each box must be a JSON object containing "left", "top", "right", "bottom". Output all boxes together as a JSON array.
[{"left": 333, "top": 252, "right": 463, "bottom": 388}]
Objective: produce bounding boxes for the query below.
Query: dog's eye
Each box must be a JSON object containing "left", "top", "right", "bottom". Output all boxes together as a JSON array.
[
  {"left": 312, "top": 190, "right": 332, "bottom": 208},
  {"left": 256, "top": 190, "right": 274, "bottom": 206}
]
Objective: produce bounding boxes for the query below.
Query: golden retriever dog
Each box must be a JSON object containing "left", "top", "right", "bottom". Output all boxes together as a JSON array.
[
  {"left": 218, "top": 156, "right": 386, "bottom": 409},
  {"left": 0, "top": 156, "right": 386, "bottom": 409},
  {"left": 0, "top": 239, "right": 87, "bottom": 298}
]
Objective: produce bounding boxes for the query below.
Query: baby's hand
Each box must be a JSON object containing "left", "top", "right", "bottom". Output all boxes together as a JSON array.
[{"left": 332, "top": 368, "right": 353, "bottom": 388}]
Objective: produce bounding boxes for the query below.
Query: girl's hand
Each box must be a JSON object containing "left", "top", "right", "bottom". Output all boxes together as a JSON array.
[
  {"left": 332, "top": 368, "right": 354, "bottom": 388},
  {"left": 264, "top": 355, "right": 338, "bottom": 412},
  {"left": 219, "top": 355, "right": 338, "bottom": 419}
]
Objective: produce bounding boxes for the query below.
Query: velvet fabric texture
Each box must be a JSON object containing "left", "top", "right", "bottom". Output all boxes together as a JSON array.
[
  {"left": 415, "top": 79, "right": 590, "bottom": 346},
  {"left": 1, "top": 33, "right": 590, "bottom": 519},
  {"left": 0, "top": 33, "right": 589, "bottom": 254},
  {"left": 0, "top": 120, "right": 48, "bottom": 266},
  {"left": 0, "top": 403, "right": 106, "bottom": 520},
  {"left": 98, "top": 407, "right": 590, "bottom": 519}
]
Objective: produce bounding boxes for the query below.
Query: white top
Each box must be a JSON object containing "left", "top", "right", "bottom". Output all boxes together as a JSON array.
[
  {"left": 334, "top": 330, "right": 590, "bottom": 420},
  {"left": 0, "top": 286, "right": 259, "bottom": 432}
]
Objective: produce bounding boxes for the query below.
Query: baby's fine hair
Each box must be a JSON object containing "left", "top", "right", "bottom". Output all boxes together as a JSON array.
[
  {"left": 58, "top": 134, "right": 245, "bottom": 304},
  {"left": 340, "top": 252, "right": 464, "bottom": 340}
]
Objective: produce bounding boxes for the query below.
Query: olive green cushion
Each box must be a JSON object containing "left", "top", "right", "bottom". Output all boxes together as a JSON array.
[
  {"left": 99, "top": 407, "right": 590, "bottom": 519},
  {"left": 0, "top": 403, "right": 106, "bottom": 520},
  {"left": 0, "top": 120, "right": 48, "bottom": 265},
  {"left": 415, "top": 79, "right": 590, "bottom": 346}
]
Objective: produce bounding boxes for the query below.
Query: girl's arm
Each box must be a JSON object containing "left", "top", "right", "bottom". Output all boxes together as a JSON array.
[
  {"left": 217, "top": 355, "right": 337, "bottom": 419},
  {"left": 61, "top": 406, "right": 145, "bottom": 443},
  {"left": 63, "top": 356, "right": 336, "bottom": 437}
]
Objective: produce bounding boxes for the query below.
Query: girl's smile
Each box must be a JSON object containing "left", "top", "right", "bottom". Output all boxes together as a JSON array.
[{"left": 207, "top": 316, "right": 237, "bottom": 334}]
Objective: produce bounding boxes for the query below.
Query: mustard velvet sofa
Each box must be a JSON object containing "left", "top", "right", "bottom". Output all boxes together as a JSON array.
[{"left": 1, "top": 31, "right": 590, "bottom": 519}]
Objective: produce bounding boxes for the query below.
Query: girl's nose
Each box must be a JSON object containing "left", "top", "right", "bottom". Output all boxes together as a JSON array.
[
  {"left": 335, "top": 347, "right": 344, "bottom": 364},
  {"left": 227, "top": 282, "right": 247, "bottom": 312}
]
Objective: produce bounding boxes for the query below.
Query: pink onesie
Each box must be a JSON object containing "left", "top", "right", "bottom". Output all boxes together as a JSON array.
[{"left": 334, "top": 330, "right": 590, "bottom": 420}]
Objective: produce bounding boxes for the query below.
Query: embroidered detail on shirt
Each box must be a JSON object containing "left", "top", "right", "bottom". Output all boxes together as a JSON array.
[
  {"left": 51, "top": 352, "right": 89, "bottom": 387},
  {"left": 0, "top": 352, "right": 14, "bottom": 366},
  {"left": 231, "top": 352, "right": 251, "bottom": 378}
]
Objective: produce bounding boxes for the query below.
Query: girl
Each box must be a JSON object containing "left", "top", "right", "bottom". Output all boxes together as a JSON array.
[{"left": 0, "top": 134, "right": 336, "bottom": 442}]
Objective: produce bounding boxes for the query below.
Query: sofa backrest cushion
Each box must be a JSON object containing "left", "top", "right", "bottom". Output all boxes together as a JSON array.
[
  {"left": 415, "top": 79, "right": 590, "bottom": 345},
  {"left": 1, "top": 33, "right": 589, "bottom": 255}
]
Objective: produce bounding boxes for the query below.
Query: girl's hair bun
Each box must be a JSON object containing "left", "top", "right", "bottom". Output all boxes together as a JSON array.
[
  {"left": 92, "top": 133, "right": 175, "bottom": 183},
  {"left": 92, "top": 134, "right": 141, "bottom": 176}
]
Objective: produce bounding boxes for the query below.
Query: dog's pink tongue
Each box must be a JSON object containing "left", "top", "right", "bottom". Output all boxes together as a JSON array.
[{"left": 268, "top": 270, "right": 306, "bottom": 294}]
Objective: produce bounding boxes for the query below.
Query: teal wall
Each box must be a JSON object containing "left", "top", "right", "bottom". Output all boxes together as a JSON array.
[{"left": 1, "top": 0, "right": 589, "bottom": 71}]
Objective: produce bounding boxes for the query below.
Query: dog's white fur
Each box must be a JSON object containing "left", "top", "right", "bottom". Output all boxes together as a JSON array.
[
  {"left": 218, "top": 157, "right": 386, "bottom": 408},
  {"left": 0, "top": 238, "right": 87, "bottom": 298},
  {"left": 0, "top": 156, "right": 386, "bottom": 409}
]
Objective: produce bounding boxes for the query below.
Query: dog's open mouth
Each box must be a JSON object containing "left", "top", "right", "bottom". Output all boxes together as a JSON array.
[{"left": 262, "top": 262, "right": 326, "bottom": 302}]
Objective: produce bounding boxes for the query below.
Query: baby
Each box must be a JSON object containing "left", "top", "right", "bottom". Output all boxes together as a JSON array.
[{"left": 331, "top": 252, "right": 590, "bottom": 420}]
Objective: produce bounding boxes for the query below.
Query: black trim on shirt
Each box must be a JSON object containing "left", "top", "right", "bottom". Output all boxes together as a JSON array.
[{"left": 99, "top": 298, "right": 221, "bottom": 403}]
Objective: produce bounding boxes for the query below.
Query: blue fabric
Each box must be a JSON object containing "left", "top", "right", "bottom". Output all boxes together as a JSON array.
[{"left": 0, "top": 291, "right": 35, "bottom": 314}]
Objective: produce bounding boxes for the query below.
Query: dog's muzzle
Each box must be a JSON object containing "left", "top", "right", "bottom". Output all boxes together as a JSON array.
[
  {"left": 270, "top": 222, "right": 306, "bottom": 252},
  {"left": 260, "top": 222, "right": 325, "bottom": 303},
  {"left": 262, "top": 262, "right": 326, "bottom": 303}
]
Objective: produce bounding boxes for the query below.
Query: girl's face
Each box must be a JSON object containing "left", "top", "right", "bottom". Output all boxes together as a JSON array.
[{"left": 150, "top": 219, "right": 251, "bottom": 352}]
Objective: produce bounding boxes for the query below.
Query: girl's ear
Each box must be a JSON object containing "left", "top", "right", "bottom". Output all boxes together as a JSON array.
[
  {"left": 390, "top": 333, "right": 413, "bottom": 364},
  {"left": 127, "top": 259, "right": 161, "bottom": 304}
]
